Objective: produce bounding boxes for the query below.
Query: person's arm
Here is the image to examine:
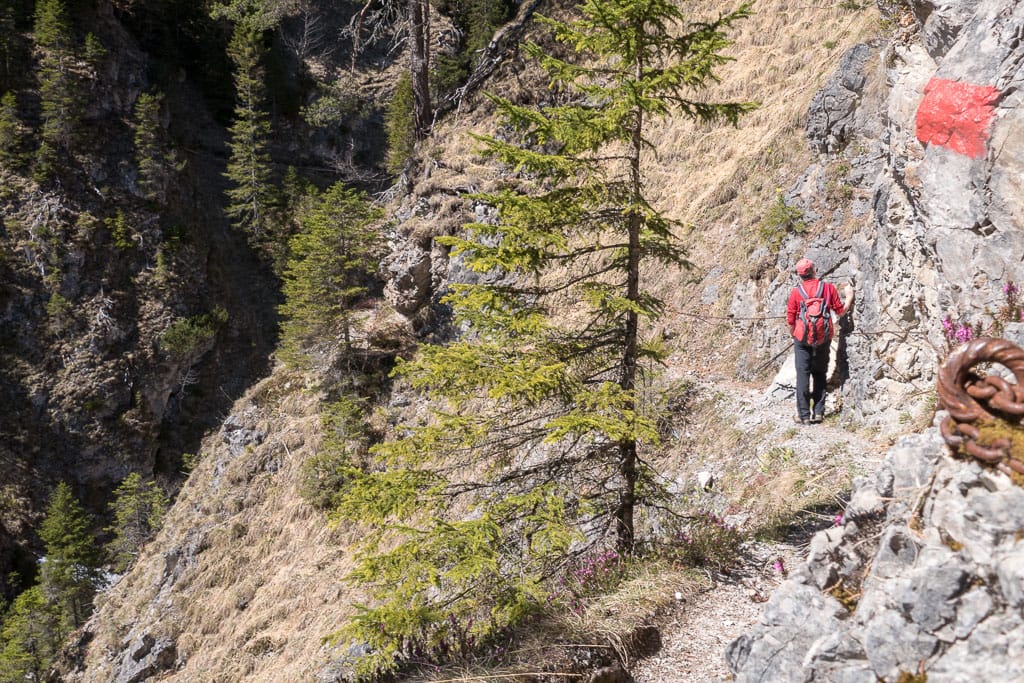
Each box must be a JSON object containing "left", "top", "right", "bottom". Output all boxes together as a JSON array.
[
  {"left": 786, "top": 288, "right": 799, "bottom": 328},
  {"left": 833, "top": 280, "right": 854, "bottom": 318}
]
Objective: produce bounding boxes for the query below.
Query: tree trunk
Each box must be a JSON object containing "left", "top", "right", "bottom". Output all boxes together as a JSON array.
[
  {"left": 615, "top": 51, "right": 645, "bottom": 555},
  {"left": 409, "top": 0, "right": 431, "bottom": 140}
]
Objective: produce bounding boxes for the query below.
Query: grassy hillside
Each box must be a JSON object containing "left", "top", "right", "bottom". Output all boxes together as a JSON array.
[{"left": 61, "top": 1, "right": 887, "bottom": 680}]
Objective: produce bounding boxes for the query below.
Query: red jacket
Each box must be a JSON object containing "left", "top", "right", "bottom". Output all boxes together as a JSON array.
[{"left": 786, "top": 278, "right": 845, "bottom": 331}]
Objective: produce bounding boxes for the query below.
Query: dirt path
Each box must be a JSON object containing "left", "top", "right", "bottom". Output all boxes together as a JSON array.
[{"left": 629, "top": 373, "right": 889, "bottom": 682}]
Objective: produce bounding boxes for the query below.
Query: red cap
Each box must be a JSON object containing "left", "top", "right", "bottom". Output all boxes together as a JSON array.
[{"left": 795, "top": 258, "right": 815, "bottom": 277}]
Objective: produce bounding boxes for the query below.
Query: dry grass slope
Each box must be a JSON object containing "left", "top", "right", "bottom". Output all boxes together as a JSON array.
[{"left": 74, "top": 1, "right": 883, "bottom": 681}]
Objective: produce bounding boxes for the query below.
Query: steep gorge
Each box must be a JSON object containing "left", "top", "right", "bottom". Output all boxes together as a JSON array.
[{"left": 3, "top": 0, "right": 1023, "bottom": 680}]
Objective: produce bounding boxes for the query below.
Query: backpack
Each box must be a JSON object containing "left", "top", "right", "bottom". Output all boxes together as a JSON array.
[{"left": 792, "top": 281, "right": 832, "bottom": 346}]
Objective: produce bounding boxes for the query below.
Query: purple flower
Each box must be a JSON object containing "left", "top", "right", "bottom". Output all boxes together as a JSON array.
[
  {"left": 954, "top": 325, "right": 973, "bottom": 343},
  {"left": 772, "top": 559, "right": 784, "bottom": 574},
  {"left": 833, "top": 512, "right": 844, "bottom": 526}
]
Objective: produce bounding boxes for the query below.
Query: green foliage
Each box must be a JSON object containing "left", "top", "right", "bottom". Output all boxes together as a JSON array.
[
  {"left": 38, "top": 482, "right": 101, "bottom": 631},
  {"left": 336, "top": 0, "right": 754, "bottom": 675},
  {"left": 45, "top": 291, "right": 71, "bottom": 323},
  {"left": 759, "top": 190, "right": 806, "bottom": 250},
  {"left": 0, "top": 6, "right": 24, "bottom": 92},
  {"left": 0, "top": 91, "right": 23, "bottom": 168},
  {"left": 278, "top": 182, "right": 384, "bottom": 367},
  {"left": 158, "top": 307, "right": 228, "bottom": 361},
  {"left": 105, "top": 473, "right": 168, "bottom": 572},
  {"left": 32, "top": 0, "right": 72, "bottom": 54},
  {"left": 210, "top": 0, "right": 284, "bottom": 31},
  {"left": 223, "top": 23, "right": 278, "bottom": 242},
  {"left": 300, "top": 395, "right": 370, "bottom": 509},
  {"left": 432, "top": 0, "right": 514, "bottom": 94},
  {"left": 0, "top": 586, "right": 62, "bottom": 682},
  {"left": 132, "top": 91, "right": 183, "bottom": 204},
  {"left": 82, "top": 32, "right": 106, "bottom": 73},
  {"left": 34, "top": 0, "right": 81, "bottom": 161},
  {"left": 663, "top": 510, "right": 743, "bottom": 571},
  {"left": 105, "top": 210, "right": 133, "bottom": 249},
  {"left": 384, "top": 73, "right": 415, "bottom": 175}
]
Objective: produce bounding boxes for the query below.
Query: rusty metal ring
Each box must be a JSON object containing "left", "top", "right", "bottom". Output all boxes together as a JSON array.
[
  {"left": 938, "top": 337, "right": 1024, "bottom": 423},
  {"left": 937, "top": 337, "right": 1024, "bottom": 479}
]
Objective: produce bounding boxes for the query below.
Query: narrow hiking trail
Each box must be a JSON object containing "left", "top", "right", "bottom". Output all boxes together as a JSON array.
[{"left": 630, "top": 371, "right": 893, "bottom": 682}]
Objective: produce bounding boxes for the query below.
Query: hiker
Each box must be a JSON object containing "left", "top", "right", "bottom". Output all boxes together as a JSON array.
[{"left": 786, "top": 258, "right": 854, "bottom": 424}]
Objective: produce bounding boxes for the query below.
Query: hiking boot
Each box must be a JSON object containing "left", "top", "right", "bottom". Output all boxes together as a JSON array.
[
  {"left": 810, "top": 414, "right": 824, "bottom": 424},
  {"left": 793, "top": 415, "right": 809, "bottom": 425}
]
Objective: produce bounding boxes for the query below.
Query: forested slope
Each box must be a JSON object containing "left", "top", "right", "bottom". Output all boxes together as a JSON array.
[{"left": 6, "top": 0, "right": 1023, "bottom": 680}]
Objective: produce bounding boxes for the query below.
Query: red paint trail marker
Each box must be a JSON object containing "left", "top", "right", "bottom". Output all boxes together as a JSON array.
[{"left": 915, "top": 78, "right": 1000, "bottom": 159}]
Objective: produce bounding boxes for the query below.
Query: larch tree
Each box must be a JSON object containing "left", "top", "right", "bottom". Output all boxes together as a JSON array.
[{"left": 335, "top": 0, "right": 754, "bottom": 676}]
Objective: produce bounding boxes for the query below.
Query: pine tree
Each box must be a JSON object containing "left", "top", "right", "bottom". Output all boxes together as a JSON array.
[
  {"left": 335, "top": 0, "right": 754, "bottom": 675},
  {"left": 38, "top": 482, "right": 100, "bottom": 631},
  {"left": 278, "top": 182, "right": 384, "bottom": 366},
  {"left": 223, "top": 23, "right": 277, "bottom": 242},
  {"left": 0, "top": 586, "right": 62, "bottom": 683},
  {"left": 105, "top": 473, "right": 168, "bottom": 572}
]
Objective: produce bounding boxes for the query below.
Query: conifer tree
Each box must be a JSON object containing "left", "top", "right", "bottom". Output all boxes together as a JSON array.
[
  {"left": 0, "top": 91, "right": 22, "bottom": 168},
  {"left": 38, "top": 481, "right": 100, "bottom": 631},
  {"left": 336, "top": 0, "right": 754, "bottom": 675},
  {"left": 0, "top": 586, "right": 62, "bottom": 682},
  {"left": 278, "top": 182, "right": 384, "bottom": 366},
  {"left": 223, "top": 23, "right": 277, "bottom": 241},
  {"left": 0, "top": 6, "right": 23, "bottom": 92},
  {"left": 106, "top": 473, "right": 168, "bottom": 572},
  {"left": 33, "top": 0, "right": 80, "bottom": 179},
  {"left": 132, "top": 91, "right": 182, "bottom": 204},
  {"left": 384, "top": 73, "right": 415, "bottom": 175},
  {"left": 408, "top": 0, "right": 431, "bottom": 140}
]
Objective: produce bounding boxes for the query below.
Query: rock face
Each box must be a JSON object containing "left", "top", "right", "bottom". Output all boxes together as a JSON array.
[
  {"left": 753, "top": 0, "right": 1024, "bottom": 433},
  {"left": 726, "top": 421, "right": 1024, "bottom": 682}
]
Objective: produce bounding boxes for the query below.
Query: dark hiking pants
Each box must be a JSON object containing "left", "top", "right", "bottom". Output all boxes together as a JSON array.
[{"left": 794, "top": 340, "right": 830, "bottom": 420}]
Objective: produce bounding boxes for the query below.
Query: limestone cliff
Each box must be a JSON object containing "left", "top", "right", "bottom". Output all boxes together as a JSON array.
[
  {"left": 758, "top": 0, "right": 1024, "bottom": 433},
  {"left": 729, "top": 1, "right": 1024, "bottom": 679}
]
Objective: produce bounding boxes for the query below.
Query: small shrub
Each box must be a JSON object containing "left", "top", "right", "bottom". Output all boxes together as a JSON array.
[
  {"left": 158, "top": 307, "right": 228, "bottom": 360},
  {"left": 548, "top": 548, "right": 628, "bottom": 615},
  {"left": 180, "top": 452, "right": 200, "bottom": 473},
  {"left": 758, "top": 191, "right": 806, "bottom": 250},
  {"left": 46, "top": 291, "right": 71, "bottom": 321},
  {"left": 829, "top": 581, "right": 859, "bottom": 611},
  {"left": 666, "top": 510, "right": 743, "bottom": 570},
  {"left": 300, "top": 395, "right": 370, "bottom": 509},
  {"left": 105, "top": 210, "right": 133, "bottom": 250}
]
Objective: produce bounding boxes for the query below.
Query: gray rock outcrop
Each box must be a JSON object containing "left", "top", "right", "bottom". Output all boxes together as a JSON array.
[
  {"left": 754, "top": 0, "right": 1024, "bottom": 433},
  {"left": 727, "top": 423, "right": 1024, "bottom": 681}
]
